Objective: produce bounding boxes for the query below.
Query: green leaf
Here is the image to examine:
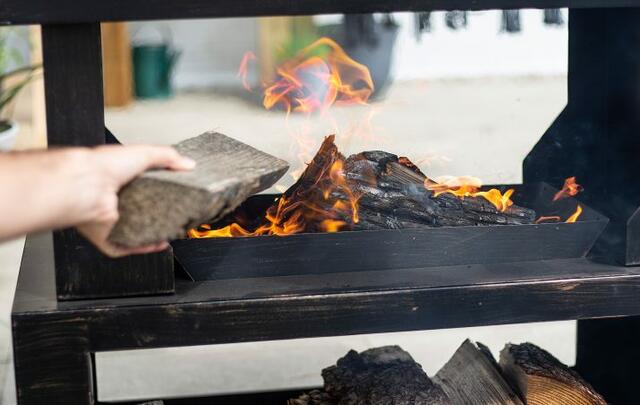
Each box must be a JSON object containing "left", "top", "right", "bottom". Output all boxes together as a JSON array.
[
  {"left": 0, "top": 64, "right": 41, "bottom": 83},
  {"left": 0, "top": 73, "right": 35, "bottom": 114}
]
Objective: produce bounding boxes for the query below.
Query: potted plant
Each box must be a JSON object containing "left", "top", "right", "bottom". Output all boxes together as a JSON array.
[{"left": 0, "top": 27, "right": 40, "bottom": 151}]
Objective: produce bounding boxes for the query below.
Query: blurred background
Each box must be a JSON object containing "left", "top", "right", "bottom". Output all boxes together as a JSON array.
[{"left": 0, "top": 10, "right": 571, "bottom": 403}]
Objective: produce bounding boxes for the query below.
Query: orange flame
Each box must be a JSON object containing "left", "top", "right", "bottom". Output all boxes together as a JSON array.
[
  {"left": 237, "top": 51, "right": 257, "bottom": 92},
  {"left": 535, "top": 216, "right": 562, "bottom": 224},
  {"left": 425, "top": 176, "right": 515, "bottom": 213},
  {"left": 534, "top": 177, "right": 585, "bottom": 224},
  {"left": 188, "top": 152, "right": 360, "bottom": 238},
  {"left": 565, "top": 204, "right": 583, "bottom": 223},
  {"left": 262, "top": 37, "right": 374, "bottom": 114},
  {"left": 553, "top": 176, "right": 583, "bottom": 201}
]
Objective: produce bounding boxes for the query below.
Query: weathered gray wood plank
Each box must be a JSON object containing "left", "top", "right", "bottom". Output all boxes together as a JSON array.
[
  {"left": 109, "top": 132, "right": 289, "bottom": 247},
  {"left": 435, "top": 340, "right": 523, "bottom": 405}
]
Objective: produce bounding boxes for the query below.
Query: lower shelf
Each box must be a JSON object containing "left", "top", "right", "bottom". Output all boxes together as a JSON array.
[
  {"left": 13, "top": 233, "right": 640, "bottom": 349},
  {"left": 12, "top": 234, "right": 640, "bottom": 404}
]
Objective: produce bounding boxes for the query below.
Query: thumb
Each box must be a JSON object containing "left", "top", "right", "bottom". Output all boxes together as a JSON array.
[{"left": 139, "top": 146, "right": 196, "bottom": 171}]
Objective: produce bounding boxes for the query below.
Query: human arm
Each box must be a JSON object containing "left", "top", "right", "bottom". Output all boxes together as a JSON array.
[{"left": 0, "top": 145, "right": 195, "bottom": 257}]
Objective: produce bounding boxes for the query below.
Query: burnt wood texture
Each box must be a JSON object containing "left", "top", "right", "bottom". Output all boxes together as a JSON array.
[
  {"left": 42, "top": 24, "right": 174, "bottom": 300},
  {"left": 294, "top": 346, "right": 451, "bottom": 404},
  {"left": 109, "top": 132, "right": 288, "bottom": 247},
  {"left": 173, "top": 183, "right": 606, "bottom": 281},
  {"left": 2, "top": 0, "right": 640, "bottom": 24},
  {"left": 13, "top": 233, "right": 640, "bottom": 404}
]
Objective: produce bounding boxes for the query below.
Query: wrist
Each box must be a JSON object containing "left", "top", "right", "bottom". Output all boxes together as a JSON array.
[{"left": 57, "top": 147, "right": 110, "bottom": 225}]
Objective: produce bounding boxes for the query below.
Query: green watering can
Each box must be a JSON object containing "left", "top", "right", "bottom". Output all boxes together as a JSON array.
[{"left": 132, "top": 43, "right": 180, "bottom": 99}]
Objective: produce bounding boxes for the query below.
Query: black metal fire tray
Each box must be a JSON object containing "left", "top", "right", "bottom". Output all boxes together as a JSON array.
[{"left": 171, "top": 182, "right": 608, "bottom": 281}]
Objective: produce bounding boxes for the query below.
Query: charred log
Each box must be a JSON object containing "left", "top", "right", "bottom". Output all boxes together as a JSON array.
[
  {"left": 317, "top": 346, "right": 450, "bottom": 405},
  {"left": 288, "top": 390, "right": 337, "bottom": 405},
  {"left": 275, "top": 135, "right": 536, "bottom": 233}
]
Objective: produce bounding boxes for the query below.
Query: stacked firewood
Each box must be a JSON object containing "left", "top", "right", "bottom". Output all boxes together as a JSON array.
[{"left": 289, "top": 340, "right": 606, "bottom": 405}]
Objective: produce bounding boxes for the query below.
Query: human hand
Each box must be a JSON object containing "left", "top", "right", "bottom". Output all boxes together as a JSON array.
[{"left": 75, "top": 145, "right": 195, "bottom": 258}]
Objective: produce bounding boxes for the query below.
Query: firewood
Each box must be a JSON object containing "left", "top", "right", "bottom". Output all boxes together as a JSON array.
[
  {"left": 499, "top": 343, "right": 607, "bottom": 405},
  {"left": 194, "top": 135, "right": 536, "bottom": 237},
  {"left": 347, "top": 153, "right": 536, "bottom": 229},
  {"left": 275, "top": 135, "right": 535, "bottom": 233},
  {"left": 108, "top": 132, "right": 289, "bottom": 247},
  {"left": 320, "top": 346, "right": 451, "bottom": 404},
  {"left": 288, "top": 390, "right": 337, "bottom": 405},
  {"left": 434, "top": 339, "right": 523, "bottom": 405}
]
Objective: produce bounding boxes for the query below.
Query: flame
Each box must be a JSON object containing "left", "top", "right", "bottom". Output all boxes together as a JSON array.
[
  {"left": 262, "top": 37, "right": 374, "bottom": 114},
  {"left": 237, "top": 51, "right": 256, "bottom": 92},
  {"left": 188, "top": 196, "right": 306, "bottom": 238},
  {"left": 534, "top": 177, "right": 585, "bottom": 224},
  {"left": 425, "top": 176, "right": 515, "bottom": 213},
  {"left": 553, "top": 176, "right": 583, "bottom": 201},
  {"left": 565, "top": 204, "right": 583, "bottom": 223},
  {"left": 535, "top": 216, "right": 562, "bottom": 224},
  {"left": 189, "top": 142, "right": 360, "bottom": 238}
]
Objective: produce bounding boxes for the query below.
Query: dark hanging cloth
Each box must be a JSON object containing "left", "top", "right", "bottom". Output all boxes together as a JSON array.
[
  {"left": 544, "top": 9, "right": 565, "bottom": 26},
  {"left": 415, "top": 12, "right": 432, "bottom": 41},
  {"left": 445, "top": 11, "right": 468, "bottom": 30},
  {"left": 344, "top": 14, "right": 379, "bottom": 47},
  {"left": 501, "top": 10, "right": 521, "bottom": 33}
]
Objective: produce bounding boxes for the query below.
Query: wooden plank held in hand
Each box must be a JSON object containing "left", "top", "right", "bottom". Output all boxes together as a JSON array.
[{"left": 108, "top": 132, "right": 289, "bottom": 247}]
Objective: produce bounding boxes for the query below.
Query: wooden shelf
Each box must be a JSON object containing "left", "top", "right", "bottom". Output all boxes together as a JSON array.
[
  {"left": 13, "top": 233, "right": 640, "bottom": 352},
  {"left": 2, "top": 0, "right": 640, "bottom": 25}
]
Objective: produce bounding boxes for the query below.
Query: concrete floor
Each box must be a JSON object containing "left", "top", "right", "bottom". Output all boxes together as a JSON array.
[{"left": 0, "top": 77, "right": 575, "bottom": 403}]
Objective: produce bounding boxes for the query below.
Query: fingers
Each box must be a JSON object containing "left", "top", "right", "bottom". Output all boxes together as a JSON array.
[
  {"left": 77, "top": 220, "right": 170, "bottom": 258},
  {"left": 94, "top": 144, "right": 196, "bottom": 187},
  {"left": 138, "top": 146, "right": 196, "bottom": 172},
  {"left": 106, "top": 241, "right": 170, "bottom": 258}
]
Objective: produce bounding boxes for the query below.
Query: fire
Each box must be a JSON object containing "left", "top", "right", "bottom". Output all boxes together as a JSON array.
[
  {"left": 189, "top": 136, "right": 360, "bottom": 238},
  {"left": 237, "top": 51, "right": 256, "bottom": 92},
  {"left": 535, "top": 216, "right": 561, "bottom": 224},
  {"left": 188, "top": 196, "right": 305, "bottom": 238},
  {"left": 553, "top": 176, "right": 583, "bottom": 201},
  {"left": 565, "top": 205, "right": 583, "bottom": 223},
  {"left": 534, "top": 177, "right": 584, "bottom": 224},
  {"left": 262, "top": 37, "right": 374, "bottom": 114},
  {"left": 425, "top": 176, "right": 515, "bottom": 213}
]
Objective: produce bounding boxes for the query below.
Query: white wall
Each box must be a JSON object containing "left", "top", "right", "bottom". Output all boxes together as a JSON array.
[
  {"left": 129, "top": 18, "right": 258, "bottom": 90},
  {"left": 391, "top": 10, "right": 568, "bottom": 79}
]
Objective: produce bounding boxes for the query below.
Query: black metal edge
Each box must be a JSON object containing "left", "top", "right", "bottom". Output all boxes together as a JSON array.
[{"left": 2, "top": 0, "right": 640, "bottom": 25}]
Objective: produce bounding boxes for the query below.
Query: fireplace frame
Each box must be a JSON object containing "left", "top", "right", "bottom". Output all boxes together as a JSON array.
[{"left": 4, "top": 1, "right": 640, "bottom": 404}]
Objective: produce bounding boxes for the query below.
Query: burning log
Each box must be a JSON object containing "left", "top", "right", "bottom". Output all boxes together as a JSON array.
[
  {"left": 109, "top": 132, "right": 289, "bottom": 247},
  {"left": 499, "top": 343, "right": 607, "bottom": 405},
  {"left": 289, "top": 346, "right": 451, "bottom": 405},
  {"left": 434, "top": 339, "right": 523, "bottom": 405},
  {"left": 272, "top": 135, "right": 536, "bottom": 234}
]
